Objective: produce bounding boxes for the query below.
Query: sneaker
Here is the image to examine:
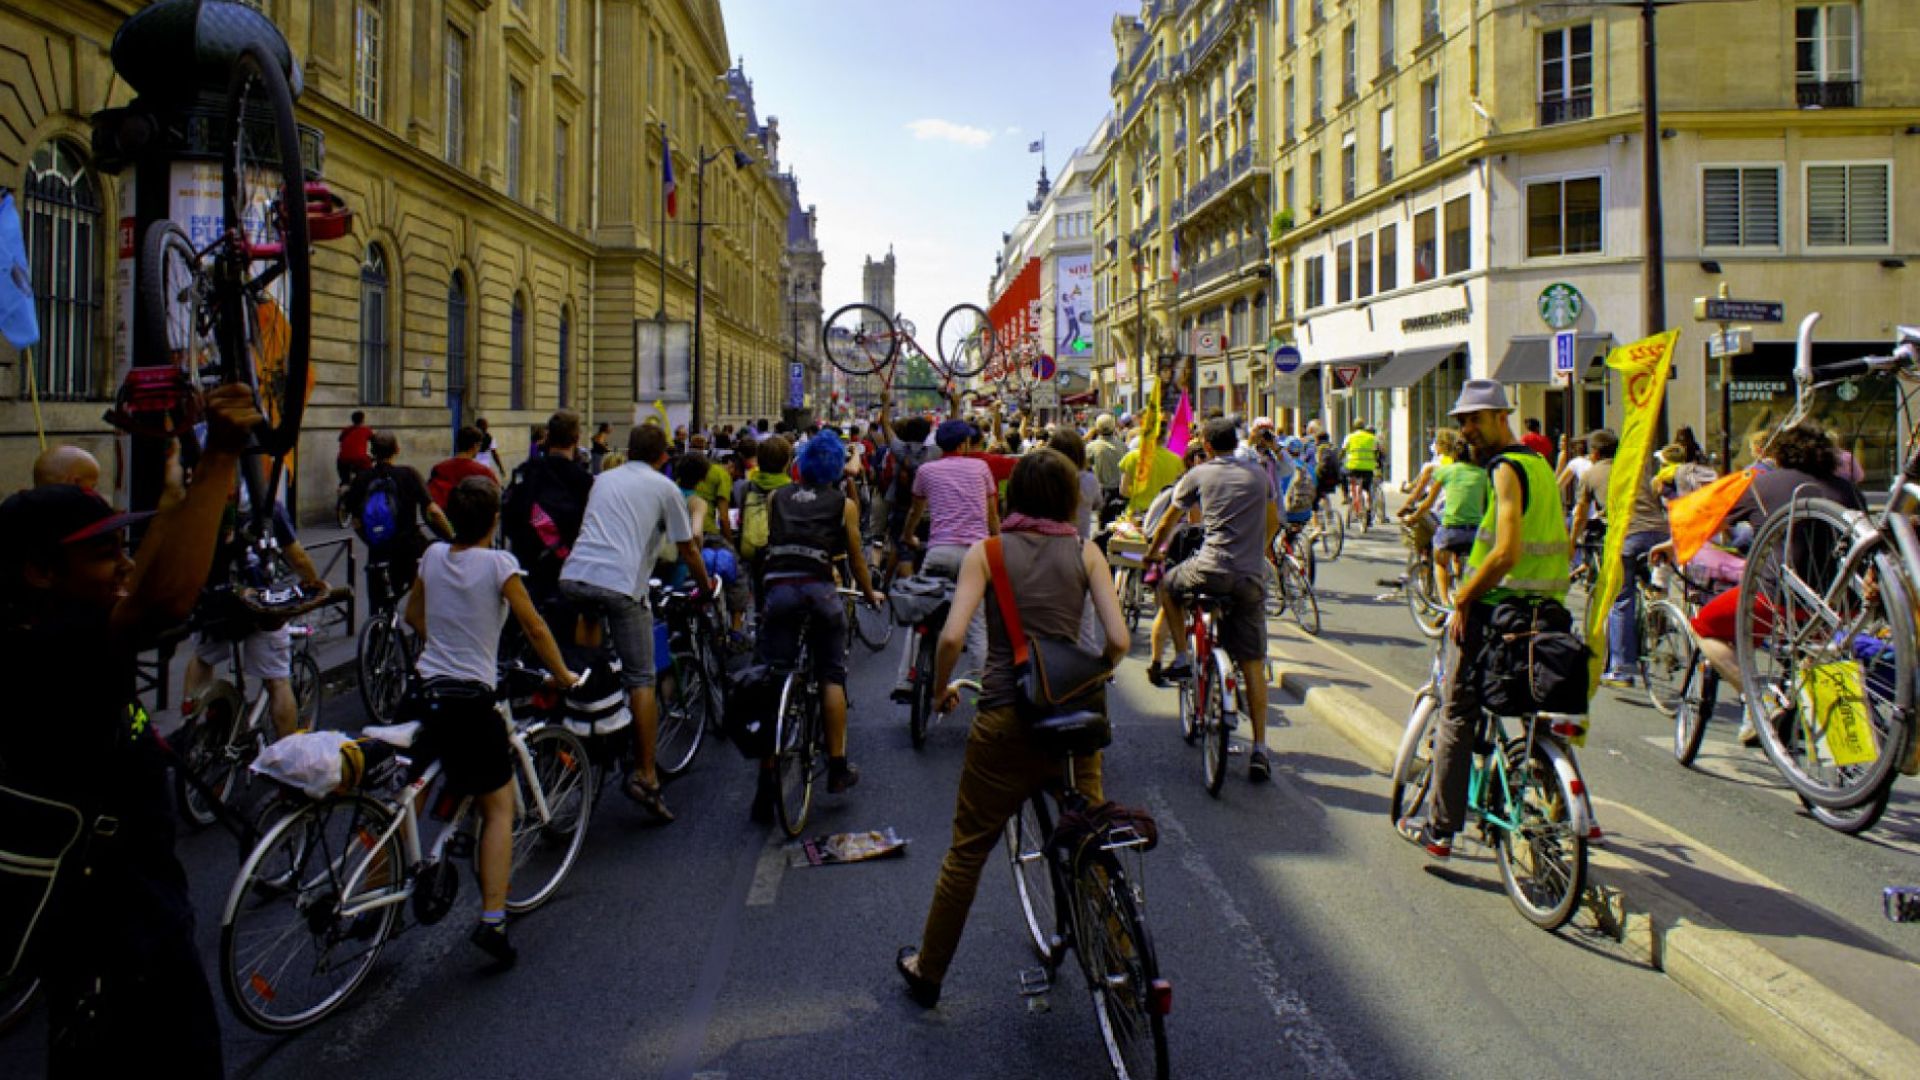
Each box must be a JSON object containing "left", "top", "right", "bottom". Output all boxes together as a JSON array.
[
  {"left": 1248, "top": 749, "right": 1272, "bottom": 783},
  {"left": 1736, "top": 720, "right": 1760, "bottom": 748},
  {"left": 1599, "top": 672, "right": 1636, "bottom": 690},
  {"left": 827, "top": 759, "right": 861, "bottom": 794},
  {"left": 469, "top": 921, "right": 518, "bottom": 968},
  {"left": 1161, "top": 658, "right": 1194, "bottom": 683},
  {"left": 1395, "top": 816, "right": 1453, "bottom": 860},
  {"left": 1146, "top": 662, "right": 1169, "bottom": 688}
]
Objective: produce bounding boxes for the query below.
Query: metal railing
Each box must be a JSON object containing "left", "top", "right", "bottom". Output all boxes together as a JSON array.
[
  {"left": 1797, "top": 80, "right": 1859, "bottom": 108},
  {"left": 1174, "top": 126, "right": 1188, "bottom": 150},
  {"left": 1538, "top": 94, "right": 1594, "bottom": 126}
]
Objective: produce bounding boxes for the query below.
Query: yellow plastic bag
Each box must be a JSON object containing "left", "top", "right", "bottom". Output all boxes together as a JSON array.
[{"left": 1799, "top": 660, "right": 1876, "bottom": 768}]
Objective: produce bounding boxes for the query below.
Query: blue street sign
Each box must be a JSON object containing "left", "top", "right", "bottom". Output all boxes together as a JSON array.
[
  {"left": 1552, "top": 331, "right": 1578, "bottom": 378},
  {"left": 1032, "top": 354, "right": 1057, "bottom": 381},
  {"left": 1272, "top": 344, "right": 1303, "bottom": 375}
]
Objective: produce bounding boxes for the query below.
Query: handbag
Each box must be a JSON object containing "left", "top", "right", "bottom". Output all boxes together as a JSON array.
[
  {"left": 0, "top": 781, "right": 84, "bottom": 980},
  {"left": 984, "top": 536, "right": 1113, "bottom": 754}
]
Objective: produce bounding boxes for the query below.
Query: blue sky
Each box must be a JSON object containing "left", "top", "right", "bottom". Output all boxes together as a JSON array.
[{"left": 723, "top": 1, "right": 1130, "bottom": 327}]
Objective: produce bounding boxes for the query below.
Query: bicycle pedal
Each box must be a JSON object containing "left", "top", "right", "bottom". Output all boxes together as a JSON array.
[
  {"left": 1017, "top": 967, "right": 1053, "bottom": 998},
  {"left": 1886, "top": 886, "right": 1920, "bottom": 924}
]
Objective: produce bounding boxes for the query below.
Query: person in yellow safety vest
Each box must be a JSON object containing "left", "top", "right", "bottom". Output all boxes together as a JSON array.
[
  {"left": 1340, "top": 421, "right": 1380, "bottom": 528},
  {"left": 1398, "top": 380, "right": 1570, "bottom": 860}
]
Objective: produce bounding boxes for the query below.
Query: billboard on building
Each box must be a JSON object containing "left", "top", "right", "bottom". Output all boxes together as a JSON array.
[
  {"left": 1056, "top": 254, "right": 1092, "bottom": 356},
  {"left": 989, "top": 258, "right": 1041, "bottom": 356}
]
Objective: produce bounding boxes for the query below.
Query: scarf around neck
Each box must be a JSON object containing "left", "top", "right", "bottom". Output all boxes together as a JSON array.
[{"left": 1001, "top": 512, "right": 1079, "bottom": 537}]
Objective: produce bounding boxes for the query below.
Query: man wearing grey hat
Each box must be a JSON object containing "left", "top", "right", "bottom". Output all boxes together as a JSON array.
[{"left": 1398, "top": 379, "right": 1572, "bottom": 859}]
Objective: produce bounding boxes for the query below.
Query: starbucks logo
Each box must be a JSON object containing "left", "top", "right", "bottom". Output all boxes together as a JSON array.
[{"left": 1538, "top": 283, "right": 1584, "bottom": 330}]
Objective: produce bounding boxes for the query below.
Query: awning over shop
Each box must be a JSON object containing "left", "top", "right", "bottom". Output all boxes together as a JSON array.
[
  {"left": 1304, "top": 352, "right": 1390, "bottom": 369},
  {"left": 1493, "top": 333, "right": 1614, "bottom": 384},
  {"left": 1062, "top": 391, "right": 1097, "bottom": 406},
  {"left": 1363, "top": 342, "right": 1466, "bottom": 390}
]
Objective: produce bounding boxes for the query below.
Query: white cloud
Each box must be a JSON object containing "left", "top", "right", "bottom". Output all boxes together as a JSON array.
[
  {"left": 905, "top": 118, "right": 994, "bottom": 148},
  {"left": 1005, "top": 125, "right": 1023, "bottom": 135}
]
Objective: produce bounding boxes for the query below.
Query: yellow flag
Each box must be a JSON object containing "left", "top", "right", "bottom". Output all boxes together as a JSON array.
[
  {"left": 652, "top": 399, "right": 670, "bottom": 428},
  {"left": 1585, "top": 329, "right": 1679, "bottom": 695},
  {"left": 1133, "top": 376, "right": 1163, "bottom": 494}
]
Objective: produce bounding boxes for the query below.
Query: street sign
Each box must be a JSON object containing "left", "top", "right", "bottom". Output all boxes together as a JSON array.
[
  {"left": 1552, "top": 330, "right": 1578, "bottom": 377},
  {"left": 1272, "top": 343, "right": 1303, "bottom": 375},
  {"left": 1332, "top": 364, "right": 1362, "bottom": 389},
  {"left": 1697, "top": 298, "right": 1784, "bottom": 324},
  {"left": 1032, "top": 354, "right": 1057, "bottom": 381},
  {"left": 1191, "top": 328, "right": 1223, "bottom": 357},
  {"left": 1031, "top": 380, "right": 1059, "bottom": 409},
  {"left": 1707, "top": 327, "right": 1754, "bottom": 358},
  {"left": 1274, "top": 371, "right": 1301, "bottom": 409}
]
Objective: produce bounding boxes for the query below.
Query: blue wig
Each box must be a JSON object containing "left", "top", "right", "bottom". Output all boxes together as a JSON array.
[{"left": 797, "top": 431, "right": 847, "bottom": 486}]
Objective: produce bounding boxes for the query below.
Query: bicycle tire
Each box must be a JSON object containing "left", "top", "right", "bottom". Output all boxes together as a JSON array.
[
  {"left": 1316, "top": 506, "right": 1345, "bottom": 561},
  {"left": 822, "top": 302, "right": 897, "bottom": 375},
  {"left": 136, "top": 220, "right": 217, "bottom": 381},
  {"left": 1119, "top": 568, "right": 1144, "bottom": 635},
  {"left": 291, "top": 647, "right": 322, "bottom": 729},
  {"left": 1177, "top": 662, "right": 1199, "bottom": 745},
  {"left": 854, "top": 592, "right": 894, "bottom": 652},
  {"left": 655, "top": 654, "right": 708, "bottom": 778},
  {"left": 1673, "top": 660, "right": 1716, "bottom": 768},
  {"left": 221, "top": 44, "right": 311, "bottom": 458},
  {"left": 220, "top": 794, "right": 402, "bottom": 1033},
  {"left": 909, "top": 632, "right": 936, "bottom": 750},
  {"left": 1005, "top": 794, "right": 1058, "bottom": 963},
  {"left": 1405, "top": 550, "right": 1446, "bottom": 640},
  {"left": 505, "top": 724, "right": 593, "bottom": 912},
  {"left": 1285, "top": 559, "right": 1321, "bottom": 636},
  {"left": 356, "top": 615, "right": 409, "bottom": 725},
  {"left": 774, "top": 671, "right": 817, "bottom": 839},
  {"left": 1494, "top": 736, "right": 1589, "bottom": 931},
  {"left": 1075, "top": 851, "right": 1170, "bottom": 1080},
  {"left": 175, "top": 697, "right": 246, "bottom": 829},
  {"left": 1641, "top": 600, "right": 1692, "bottom": 718},
  {"left": 1389, "top": 691, "right": 1441, "bottom": 825},
  {"left": 1201, "top": 662, "right": 1229, "bottom": 798},
  {"left": 0, "top": 972, "right": 38, "bottom": 1038},
  {"left": 936, "top": 302, "right": 994, "bottom": 379},
  {"left": 1736, "top": 497, "right": 1916, "bottom": 810},
  {"left": 1805, "top": 783, "right": 1894, "bottom": 836},
  {"left": 1263, "top": 559, "right": 1284, "bottom": 618}
]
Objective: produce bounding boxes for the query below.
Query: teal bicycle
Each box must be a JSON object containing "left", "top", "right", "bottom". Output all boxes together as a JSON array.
[{"left": 1389, "top": 640, "right": 1596, "bottom": 929}]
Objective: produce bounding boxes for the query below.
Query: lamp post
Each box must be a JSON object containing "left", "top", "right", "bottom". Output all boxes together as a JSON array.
[{"left": 691, "top": 143, "right": 755, "bottom": 434}]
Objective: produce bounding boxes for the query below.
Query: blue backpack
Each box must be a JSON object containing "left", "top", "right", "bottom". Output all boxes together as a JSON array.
[{"left": 359, "top": 472, "right": 400, "bottom": 548}]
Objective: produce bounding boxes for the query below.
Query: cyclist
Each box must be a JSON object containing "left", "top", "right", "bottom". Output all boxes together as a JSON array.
[
  {"left": 1398, "top": 380, "right": 1571, "bottom": 859},
  {"left": 685, "top": 433, "right": 734, "bottom": 544},
  {"left": 1086, "top": 414, "right": 1126, "bottom": 522},
  {"left": 1341, "top": 419, "right": 1380, "bottom": 525},
  {"left": 1569, "top": 428, "right": 1671, "bottom": 689},
  {"left": 1401, "top": 429, "right": 1487, "bottom": 605},
  {"left": 896, "top": 449, "right": 1129, "bottom": 1007},
  {"left": 1145, "top": 418, "right": 1281, "bottom": 782},
  {"left": 1143, "top": 444, "right": 1207, "bottom": 685},
  {"left": 558, "top": 423, "right": 712, "bottom": 822},
  {"left": 748, "top": 433, "right": 884, "bottom": 823},
  {"left": 502, "top": 411, "right": 593, "bottom": 613},
  {"left": 0, "top": 385, "right": 258, "bottom": 1075},
  {"left": 894, "top": 419, "right": 999, "bottom": 699},
  {"left": 1309, "top": 423, "right": 1342, "bottom": 517},
  {"left": 347, "top": 432, "right": 451, "bottom": 600},
  {"left": 670, "top": 450, "right": 751, "bottom": 628},
  {"left": 1239, "top": 418, "right": 1293, "bottom": 503},
  {"left": 404, "top": 476, "right": 579, "bottom": 968},
  {"left": 429, "top": 425, "right": 499, "bottom": 507},
  {"left": 336, "top": 410, "right": 373, "bottom": 488}
]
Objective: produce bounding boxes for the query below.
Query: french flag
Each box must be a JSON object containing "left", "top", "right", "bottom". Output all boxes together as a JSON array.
[{"left": 662, "top": 129, "right": 677, "bottom": 218}]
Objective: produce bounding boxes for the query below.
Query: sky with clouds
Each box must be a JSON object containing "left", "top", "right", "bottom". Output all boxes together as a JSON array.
[{"left": 722, "top": 0, "right": 1131, "bottom": 330}]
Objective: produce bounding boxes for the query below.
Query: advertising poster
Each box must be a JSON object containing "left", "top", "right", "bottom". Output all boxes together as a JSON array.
[{"left": 1056, "top": 254, "right": 1091, "bottom": 356}]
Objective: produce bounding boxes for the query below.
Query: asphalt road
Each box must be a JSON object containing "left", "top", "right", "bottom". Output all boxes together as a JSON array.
[{"left": 3, "top": 589, "right": 1791, "bottom": 1078}]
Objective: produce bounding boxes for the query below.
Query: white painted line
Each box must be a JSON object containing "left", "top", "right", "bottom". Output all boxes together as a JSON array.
[
  {"left": 1268, "top": 621, "right": 1420, "bottom": 699},
  {"left": 746, "top": 835, "right": 787, "bottom": 907},
  {"left": 1147, "top": 790, "right": 1357, "bottom": 1080}
]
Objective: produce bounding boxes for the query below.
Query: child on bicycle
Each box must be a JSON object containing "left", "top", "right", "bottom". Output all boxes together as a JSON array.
[{"left": 405, "top": 476, "right": 578, "bottom": 968}]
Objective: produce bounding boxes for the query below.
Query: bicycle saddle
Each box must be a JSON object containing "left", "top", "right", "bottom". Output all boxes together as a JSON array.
[
  {"left": 361, "top": 722, "right": 420, "bottom": 749},
  {"left": 1030, "top": 710, "right": 1112, "bottom": 756}
]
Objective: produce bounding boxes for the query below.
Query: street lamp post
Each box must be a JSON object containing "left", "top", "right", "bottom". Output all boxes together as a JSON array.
[{"left": 691, "top": 144, "right": 755, "bottom": 435}]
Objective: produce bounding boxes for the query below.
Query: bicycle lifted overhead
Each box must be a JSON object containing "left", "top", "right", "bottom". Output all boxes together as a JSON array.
[{"left": 821, "top": 303, "right": 997, "bottom": 386}]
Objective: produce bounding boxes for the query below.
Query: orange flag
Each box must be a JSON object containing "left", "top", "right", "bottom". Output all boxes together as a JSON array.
[{"left": 1667, "top": 468, "right": 1755, "bottom": 567}]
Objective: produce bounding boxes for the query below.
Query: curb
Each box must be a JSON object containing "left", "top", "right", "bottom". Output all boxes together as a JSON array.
[{"left": 1270, "top": 663, "right": 1920, "bottom": 1080}]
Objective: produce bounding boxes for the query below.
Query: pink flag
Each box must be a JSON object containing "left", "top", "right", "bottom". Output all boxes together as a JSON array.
[{"left": 1165, "top": 391, "right": 1193, "bottom": 458}]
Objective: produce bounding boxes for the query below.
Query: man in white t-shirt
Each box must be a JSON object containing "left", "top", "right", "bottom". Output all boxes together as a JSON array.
[{"left": 560, "top": 424, "right": 712, "bottom": 822}]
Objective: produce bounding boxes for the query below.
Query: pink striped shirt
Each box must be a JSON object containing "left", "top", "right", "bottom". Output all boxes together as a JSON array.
[{"left": 913, "top": 455, "right": 996, "bottom": 548}]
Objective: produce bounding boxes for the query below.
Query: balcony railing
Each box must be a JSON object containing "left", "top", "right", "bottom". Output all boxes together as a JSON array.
[
  {"left": 1191, "top": 12, "right": 1228, "bottom": 67},
  {"left": 1422, "top": 133, "right": 1439, "bottom": 162},
  {"left": 1538, "top": 94, "right": 1594, "bottom": 126},
  {"left": 1182, "top": 146, "right": 1263, "bottom": 220},
  {"left": 1186, "top": 237, "right": 1270, "bottom": 292},
  {"left": 1380, "top": 47, "right": 1397, "bottom": 75},
  {"left": 1231, "top": 143, "right": 1253, "bottom": 175},
  {"left": 1378, "top": 147, "right": 1395, "bottom": 184},
  {"left": 1234, "top": 55, "right": 1255, "bottom": 94},
  {"left": 1174, "top": 126, "right": 1188, "bottom": 151},
  {"left": 1147, "top": 134, "right": 1162, "bottom": 159},
  {"left": 1171, "top": 53, "right": 1189, "bottom": 79},
  {"left": 1797, "top": 80, "right": 1860, "bottom": 108}
]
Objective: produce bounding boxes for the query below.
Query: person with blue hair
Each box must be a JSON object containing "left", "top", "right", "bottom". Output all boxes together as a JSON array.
[{"left": 749, "top": 430, "right": 885, "bottom": 823}]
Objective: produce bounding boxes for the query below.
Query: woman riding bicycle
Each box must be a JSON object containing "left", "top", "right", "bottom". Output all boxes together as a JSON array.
[
  {"left": 1401, "top": 429, "right": 1487, "bottom": 606},
  {"left": 896, "top": 450, "right": 1129, "bottom": 1008}
]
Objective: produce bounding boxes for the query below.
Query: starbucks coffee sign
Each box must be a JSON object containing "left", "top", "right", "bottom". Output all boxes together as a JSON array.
[{"left": 1538, "top": 283, "right": 1584, "bottom": 330}]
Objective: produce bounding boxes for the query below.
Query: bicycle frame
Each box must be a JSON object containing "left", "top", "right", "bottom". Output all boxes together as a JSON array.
[{"left": 1466, "top": 713, "right": 1596, "bottom": 843}]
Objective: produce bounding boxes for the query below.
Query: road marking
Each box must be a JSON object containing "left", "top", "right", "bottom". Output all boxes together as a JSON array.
[
  {"left": 746, "top": 834, "right": 787, "bottom": 906},
  {"left": 1267, "top": 621, "right": 1420, "bottom": 698},
  {"left": 1147, "top": 790, "right": 1357, "bottom": 1079},
  {"left": 663, "top": 831, "right": 766, "bottom": 1080}
]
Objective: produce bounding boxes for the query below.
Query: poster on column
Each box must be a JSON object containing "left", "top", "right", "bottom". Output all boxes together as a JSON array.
[{"left": 1056, "top": 254, "right": 1091, "bottom": 356}]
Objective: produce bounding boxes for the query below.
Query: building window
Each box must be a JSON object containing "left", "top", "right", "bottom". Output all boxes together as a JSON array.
[
  {"left": 447, "top": 272, "right": 468, "bottom": 405},
  {"left": 1285, "top": 0, "right": 1296, "bottom": 47},
  {"left": 1444, "top": 195, "right": 1472, "bottom": 272},
  {"left": 1378, "top": 105, "right": 1396, "bottom": 183},
  {"left": 1422, "top": 0, "right": 1441, "bottom": 41},
  {"left": 1526, "top": 176, "right": 1604, "bottom": 257},
  {"left": 1413, "top": 208, "right": 1438, "bottom": 282},
  {"left": 1702, "top": 166, "right": 1782, "bottom": 248},
  {"left": 1311, "top": 53, "right": 1325, "bottom": 122},
  {"left": 1341, "top": 139, "right": 1357, "bottom": 201},
  {"left": 1336, "top": 241, "right": 1353, "bottom": 303},
  {"left": 1540, "top": 24, "right": 1594, "bottom": 125},
  {"left": 1303, "top": 255, "right": 1326, "bottom": 309},
  {"left": 557, "top": 0, "right": 571, "bottom": 59},
  {"left": 1342, "top": 25, "right": 1358, "bottom": 101},
  {"left": 506, "top": 79, "right": 525, "bottom": 200},
  {"left": 1380, "top": 0, "right": 1397, "bottom": 69},
  {"left": 554, "top": 120, "right": 570, "bottom": 224},
  {"left": 354, "top": 1, "right": 382, "bottom": 121},
  {"left": 1282, "top": 168, "right": 1295, "bottom": 216},
  {"left": 1310, "top": 152, "right": 1324, "bottom": 211},
  {"left": 1357, "top": 234, "right": 1375, "bottom": 299},
  {"left": 557, "top": 308, "right": 571, "bottom": 408},
  {"left": 20, "top": 142, "right": 101, "bottom": 401},
  {"left": 510, "top": 292, "right": 528, "bottom": 411},
  {"left": 1795, "top": 4, "right": 1859, "bottom": 107},
  {"left": 1378, "top": 223, "right": 1399, "bottom": 291},
  {"left": 1420, "top": 77, "right": 1440, "bottom": 160},
  {"left": 359, "top": 245, "right": 391, "bottom": 405},
  {"left": 444, "top": 26, "right": 467, "bottom": 165},
  {"left": 1284, "top": 78, "right": 1296, "bottom": 143},
  {"left": 1805, "top": 162, "right": 1890, "bottom": 248}
]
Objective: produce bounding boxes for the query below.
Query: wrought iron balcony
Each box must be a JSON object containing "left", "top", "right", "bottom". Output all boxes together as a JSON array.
[
  {"left": 1234, "top": 55, "right": 1255, "bottom": 94},
  {"left": 1797, "top": 80, "right": 1860, "bottom": 108},
  {"left": 1538, "top": 94, "right": 1594, "bottom": 126},
  {"left": 1174, "top": 126, "right": 1188, "bottom": 150},
  {"left": 1147, "top": 134, "right": 1162, "bottom": 160}
]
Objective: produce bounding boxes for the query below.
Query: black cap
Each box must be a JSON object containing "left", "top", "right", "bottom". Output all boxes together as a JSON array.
[{"left": 0, "top": 485, "right": 155, "bottom": 569}]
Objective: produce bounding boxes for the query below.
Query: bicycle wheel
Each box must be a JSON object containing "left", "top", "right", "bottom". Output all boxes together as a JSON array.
[
  {"left": 1405, "top": 551, "right": 1446, "bottom": 639},
  {"left": 137, "top": 220, "right": 218, "bottom": 381},
  {"left": 1118, "top": 568, "right": 1144, "bottom": 634},
  {"left": 822, "top": 302, "right": 896, "bottom": 375},
  {"left": 1201, "top": 662, "right": 1229, "bottom": 798},
  {"left": 1388, "top": 691, "right": 1442, "bottom": 825},
  {"left": 1641, "top": 601, "right": 1692, "bottom": 718},
  {"left": 1177, "top": 662, "right": 1199, "bottom": 745},
  {"left": 909, "top": 632, "right": 936, "bottom": 750},
  {"left": 357, "top": 615, "right": 409, "bottom": 725},
  {"left": 1316, "top": 506, "right": 1345, "bottom": 561},
  {"left": 1073, "top": 851, "right": 1170, "bottom": 1080},
  {"left": 291, "top": 648, "right": 322, "bottom": 729},
  {"left": 936, "top": 303, "right": 994, "bottom": 379},
  {"left": 1673, "top": 660, "right": 1717, "bottom": 768},
  {"left": 854, "top": 593, "right": 894, "bottom": 652},
  {"left": 220, "top": 794, "right": 402, "bottom": 1033},
  {"left": 774, "top": 672, "right": 817, "bottom": 839},
  {"left": 0, "top": 971, "right": 38, "bottom": 1038},
  {"left": 1263, "top": 559, "right": 1284, "bottom": 618},
  {"left": 221, "top": 44, "right": 311, "bottom": 457},
  {"left": 654, "top": 654, "right": 709, "bottom": 778},
  {"left": 1284, "top": 559, "right": 1321, "bottom": 636},
  {"left": 505, "top": 725, "right": 593, "bottom": 913},
  {"left": 1736, "top": 498, "right": 1916, "bottom": 810},
  {"left": 1806, "top": 783, "right": 1894, "bottom": 836},
  {"left": 1005, "top": 794, "right": 1058, "bottom": 963},
  {"left": 1493, "top": 736, "right": 1589, "bottom": 931},
  {"left": 175, "top": 697, "right": 246, "bottom": 828}
]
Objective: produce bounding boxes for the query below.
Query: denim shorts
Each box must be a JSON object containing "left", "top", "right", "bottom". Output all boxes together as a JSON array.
[
  {"left": 756, "top": 578, "right": 848, "bottom": 686},
  {"left": 560, "top": 579, "right": 654, "bottom": 689},
  {"left": 1434, "top": 525, "right": 1477, "bottom": 556}
]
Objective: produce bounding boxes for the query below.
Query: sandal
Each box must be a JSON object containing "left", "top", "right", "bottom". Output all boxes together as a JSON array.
[
  {"left": 896, "top": 946, "right": 940, "bottom": 1009},
  {"left": 624, "top": 774, "right": 676, "bottom": 823}
]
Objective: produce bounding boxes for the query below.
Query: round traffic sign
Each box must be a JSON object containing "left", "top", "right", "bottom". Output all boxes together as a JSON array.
[
  {"left": 1032, "top": 354, "right": 1057, "bottom": 381},
  {"left": 1272, "top": 344, "right": 1303, "bottom": 375}
]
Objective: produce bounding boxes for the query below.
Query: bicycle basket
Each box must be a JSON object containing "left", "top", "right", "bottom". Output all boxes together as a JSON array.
[{"left": 888, "top": 575, "right": 954, "bottom": 627}]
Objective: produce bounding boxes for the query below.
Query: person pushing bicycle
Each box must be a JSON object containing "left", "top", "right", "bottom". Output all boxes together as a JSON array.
[{"left": 1397, "top": 380, "right": 1571, "bottom": 859}]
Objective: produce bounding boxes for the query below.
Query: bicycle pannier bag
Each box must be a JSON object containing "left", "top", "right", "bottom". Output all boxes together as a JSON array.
[
  {"left": 888, "top": 574, "right": 954, "bottom": 628},
  {"left": 984, "top": 538, "right": 1112, "bottom": 737},
  {"left": 0, "top": 782, "right": 83, "bottom": 980},
  {"left": 1484, "top": 598, "right": 1590, "bottom": 716},
  {"left": 721, "top": 664, "right": 781, "bottom": 760}
]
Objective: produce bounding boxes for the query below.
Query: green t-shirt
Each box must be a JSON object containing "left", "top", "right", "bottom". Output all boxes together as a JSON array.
[
  {"left": 1435, "top": 460, "right": 1490, "bottom": 528},
  {"left": 1119, "top": 446, "right": 1185, "bottom": 515},
  {"left": 694, "top": 462, "right": 730, "bottom": 532}
]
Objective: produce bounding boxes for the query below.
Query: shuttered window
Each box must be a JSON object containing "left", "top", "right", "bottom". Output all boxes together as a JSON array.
[
  {"left": 1702, "top": 167, "right": 1781, "bottom": 248},
  {"left": 1806, "top": 163, "right": 1890, "bottom": 247}
]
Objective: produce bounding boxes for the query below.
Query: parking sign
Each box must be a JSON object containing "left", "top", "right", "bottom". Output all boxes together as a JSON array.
[{"left": 1552, "top": 331, "right": 1578, "bottom": 378}]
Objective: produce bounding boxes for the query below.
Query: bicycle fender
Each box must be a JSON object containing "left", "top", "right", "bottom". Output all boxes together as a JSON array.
[{"left": 1540, "top": 741, "right": 1596, "bottom": 840}]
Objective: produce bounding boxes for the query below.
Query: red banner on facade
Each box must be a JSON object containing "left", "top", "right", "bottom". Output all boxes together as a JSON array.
[{"left": 988, "top": 258, "right": 1042, "bottom": 357}]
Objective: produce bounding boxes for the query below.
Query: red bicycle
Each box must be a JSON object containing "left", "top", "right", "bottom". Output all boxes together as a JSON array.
[{"left": 821, "top": 304, "right": 995, "bottom": 385}]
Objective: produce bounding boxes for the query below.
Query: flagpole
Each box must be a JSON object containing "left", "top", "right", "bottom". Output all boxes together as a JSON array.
[
  {"left": 656, "top": 124, "right": 669, "bottom": 321},
  {"left": 22, "top": 346, "right": 45, "bottom": 450}
]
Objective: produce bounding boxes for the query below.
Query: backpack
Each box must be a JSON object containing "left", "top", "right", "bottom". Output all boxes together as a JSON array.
[
  {"left": 505, "top": 458, "right": 587, "bottom": 573},
  {"left": 739, "top": 486, "right": 773, "bottom": 559},
  {"left": 358, "top": 471, "right": 400, "bottom": 548},
  {"left": 1284, "top": 460, "right": 1318, "bottom": 515},
  {"left": 1313, "top": 443, "right": 1340, "bottom": 491}
]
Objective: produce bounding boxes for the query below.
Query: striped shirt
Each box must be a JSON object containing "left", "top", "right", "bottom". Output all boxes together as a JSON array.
[{"left": 913, "top": 455, "right": 996, "bottom": 549}]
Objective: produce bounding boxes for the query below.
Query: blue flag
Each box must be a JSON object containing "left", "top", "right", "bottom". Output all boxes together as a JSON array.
[{"left": 0, "top": 192, "right": 38, "bottom": 350}]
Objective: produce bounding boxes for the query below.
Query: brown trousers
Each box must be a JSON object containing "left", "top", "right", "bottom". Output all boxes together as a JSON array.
[{"left": 914, "top": 703, "right": 1104, "bottom": 984}]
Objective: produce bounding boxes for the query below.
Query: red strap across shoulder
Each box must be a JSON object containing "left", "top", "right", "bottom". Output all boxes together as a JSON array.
[{"left": 984, "top": 537, "right": 1029, "bottom": 668}]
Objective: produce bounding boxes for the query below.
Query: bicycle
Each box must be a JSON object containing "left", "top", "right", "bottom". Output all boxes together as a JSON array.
[
  {"left": 174, "top": 619, "right": 327, "bottom": 828},
  {"left": 1105, "top": 522, "right": 1153, "bottom": 636},
  {"left": 1343, "top": 473, "right": 1380, "bottom": 532},
  {"left": 892, "top": 575, "right": 957, "bottom": 749},
  {"left": 1173, "top": 587, "right": 1244, "bottom": 798},
  {"left": 1003, "top": 711, "right": 1170, "bottom": 1080},
  {"left": 1389, "top": 639, "right": 1596, "bottom": 930},
  {"left": 768, "top": 588, "right": 866, "bottom": 838},
  {"left": 821, "top": 304, "right": 996, "bottom": 382},
  {"left": 1734, "top": 316, "right": 1920, "bottom": 820},
  {"left": 1310, "top": 493, "right": 1346, "bottom": 562},
  {"left": 355, "top": 556, "right": 418, "bottom": 725},
  {"left": 1265, "top": 524, "right": 1321, "bottom": 636},
  {"left": 217, "top": 664, "right": 591, "bottom": 1032},
  {"left": 1389, "top": 518, "right": 1449, "bottom": 640},
  {"left": 652, "top": 580, "right": 726, "bottom": 779}
]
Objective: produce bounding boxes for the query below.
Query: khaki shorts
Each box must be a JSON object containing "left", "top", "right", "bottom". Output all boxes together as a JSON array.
[
  {"left": 1164, "top": 563, "right": 1267, "bottom": 663},
  {"left": 194, "top": 626, "right": 293, "bottom": 681}
]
